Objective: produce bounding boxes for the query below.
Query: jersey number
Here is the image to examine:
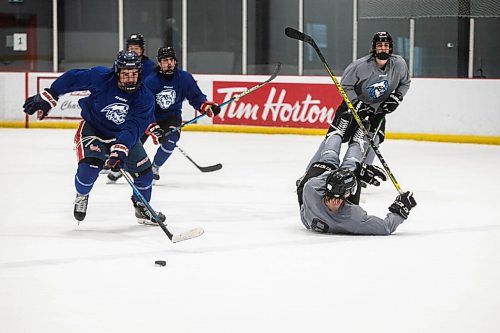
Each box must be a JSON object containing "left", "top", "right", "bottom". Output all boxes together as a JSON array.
[{"left": 311, "top": 218, "right": 329, "bottom": 233}]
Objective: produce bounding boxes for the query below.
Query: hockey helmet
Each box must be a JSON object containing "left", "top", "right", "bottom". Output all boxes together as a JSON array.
[
  {"left": 157, "top": 46, "right": 177, "bottom": 74},
  {"left": 114, "top": 50, "right": 143, "bottom": 92},
  {"left": 126, "top": 33, "right": 145, "bottom": 49},
  {"left": 157, "top": 46, "right": 177, "bottom": 61},
  {"left": 325, "top": 168, "right": 357, "bottom": 199},
  {"left": 371, "top": 31, "right": 393, "bottom": 57}
]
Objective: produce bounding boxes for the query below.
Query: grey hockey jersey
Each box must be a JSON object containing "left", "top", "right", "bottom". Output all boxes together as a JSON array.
[
  {"left": 300, "top": 172, "right": 405, "bottom": 235},
  {"left": 341, "top": 54, "right": 410, "bottom": 109}
]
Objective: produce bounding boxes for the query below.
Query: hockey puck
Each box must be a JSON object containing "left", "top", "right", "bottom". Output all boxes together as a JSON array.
[{"left": 154, "top": 260, "right": 166, "bottom": 266}]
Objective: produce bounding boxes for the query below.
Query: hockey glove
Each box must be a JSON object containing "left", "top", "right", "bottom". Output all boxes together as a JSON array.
[
  {"left": 354, "top": 162, "right": 387, "bottom": 187},
  {"left": 106, "top": 144, "right": 129, "bottom": 171},
  {"left": 353, "top": 100, "right": 375, "bottom": 119},
  {"left": 200, "top": 101, "right": 221, "bottom": 117},
  {"left": 389, "top": 191, "right": 417, "bottom": 219},
  {"left": 380, "top": 92, "right": 403, "bottom": 114},
  {"left": 23, "top": 88, "right": 59, "bottom": 120},
  {"left": 145, "top": 122, "right": 166, "bottom": 144}
]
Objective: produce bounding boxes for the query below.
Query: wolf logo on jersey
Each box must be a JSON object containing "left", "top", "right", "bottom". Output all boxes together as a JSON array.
[
  {"left": 101, "top": 103, "right": 129, "bottom": 125},
  {"left": 367, "top": 80, "right": 389, "bottom": 99},
  {"left": 156, "top": 89, "right": 176, "bottom": 109}
]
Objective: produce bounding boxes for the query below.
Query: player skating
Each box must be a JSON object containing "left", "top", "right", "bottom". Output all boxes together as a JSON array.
[
  {"left": 22, "top": 50, "right": 167, "bottom": 226},
  {"left": 329, "top": 31, "right": 411, "bottom": 185},
  {"left": 107, "top": 46, "right": 220, "bottom": 183}
]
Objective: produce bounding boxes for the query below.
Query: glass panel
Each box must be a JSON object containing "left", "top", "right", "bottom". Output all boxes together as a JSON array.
[
  {"left": 303, "top": 0, "right": 353, "bottom": 76},
  {"left": 473, "top": 18, "right": 500, "bottom": 78},
  {"left": 247, "top": 0, "right": 299, "bottom": 75},
  {"left": 413, "top": 17, "right": 462, "bottom": 77},
  {"left": 58, "top": 0, "right": 118, "bottom": 71},
  {"left": 124, "top": 0, "right": 182, "bottom": 69},
  {"left": 187, "top": 0, "right": 242, "bottom": 74},
  {"left": 0, "top": 0, "right": 52, "bottom": 72}
]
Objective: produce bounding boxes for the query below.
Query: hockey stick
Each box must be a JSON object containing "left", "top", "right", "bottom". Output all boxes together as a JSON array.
[
  {"left": 176, "top": 144, "right": 222, "bottom": 172},
  {"left": 118, "top": 169, "right": 204, "bottom": 243},
  {"left": 361, "top": 116, "right": 385, "bottom": 163},
  {"left": 285, "top": 27, "right": 403, "bottom": 194},
  {"left": 165, "top": 62, "right": 282, "bottom": 136}
]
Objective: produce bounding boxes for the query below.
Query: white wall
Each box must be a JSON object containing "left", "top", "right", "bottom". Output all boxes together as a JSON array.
[{"left": 1, "top": 72, "right": 499, "bottom": 137}]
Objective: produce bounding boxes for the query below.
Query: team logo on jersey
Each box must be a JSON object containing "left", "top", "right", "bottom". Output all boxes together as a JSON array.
[
  {"left": 100, "top": 103, "right": 129, "bottom": 125},
  {"left": 156, "top": 89, "right": 176, "bottom": 109},
  {"left": 367, "top": 80, "right": 389, "bottom": 99}
]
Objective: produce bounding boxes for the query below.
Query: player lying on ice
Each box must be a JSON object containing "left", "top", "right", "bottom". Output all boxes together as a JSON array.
[{"left": 296, "top": 110, "right": 417, "bottom": 235}]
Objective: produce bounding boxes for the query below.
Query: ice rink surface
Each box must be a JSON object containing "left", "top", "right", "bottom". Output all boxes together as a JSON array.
[{"left": 1, "top": 128, "right": 500, "bottom": 333}]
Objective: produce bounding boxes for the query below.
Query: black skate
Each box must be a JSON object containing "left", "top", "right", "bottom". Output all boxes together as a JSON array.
[
  {"left": 107, "top": 170, "right": 123, "bottom": 183},
  {"left": 131, "top": 197, "right": 166, "bottom": 226},
  {"left": 329, "top": 111, "right": 352, "bottom": 140},
  {"left": 74, "top": 194, "right": 89, "bottom": 222}
]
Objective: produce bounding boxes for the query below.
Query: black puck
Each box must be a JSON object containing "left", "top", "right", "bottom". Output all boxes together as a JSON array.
[{"left": 155, "top": 260, "right": 166, "bottom": 266}]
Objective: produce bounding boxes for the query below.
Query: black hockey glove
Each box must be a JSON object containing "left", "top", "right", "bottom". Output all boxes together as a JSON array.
[
  {"left": 106, "top": 144, "right": 129, "bottom": 171},
  {"left": 389, "top": 191, "right": 417, "bottom": 219},
  {"left": 380, "top": 92, "right": 403, "bottom": 114},
  {"left": 200, "top": 101, "right": 221, "bottom": 117},
  {"left": 354, "top": 162, "right": 387, "bottom": 187},
  {"left": 353, "top": 100, "right": 375, "bottom": 119},
  {"left": 22, "top": 88, "right": 59, "bottom": 120},
  {"left": 145, "top": 122, "right": 166, "bottom": 144}
]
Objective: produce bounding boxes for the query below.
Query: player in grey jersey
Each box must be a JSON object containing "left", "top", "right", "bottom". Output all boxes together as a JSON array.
[
  {"left": 329, "top": 31, "right": 411, "bottom": 179},
  {"left": 297, "top": 112, "right": 417, "bottom": 235}
]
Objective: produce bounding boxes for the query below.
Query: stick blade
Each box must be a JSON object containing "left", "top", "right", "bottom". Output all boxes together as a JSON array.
[
  {"left": 285, "top": 27, "right": 304, "bottom": 40},
  {"left": 171, "top": 227, "right": 204, "bottom": 243},
  {"left": 285, "top": 27, "right": 315, "bottom": 46},
  {"left": 199, "top": 163, "right": 223, "bottom": 173}
]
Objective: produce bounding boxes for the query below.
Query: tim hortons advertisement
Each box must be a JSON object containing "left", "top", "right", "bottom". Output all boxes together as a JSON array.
[{"left": 212, "top": 82, "right": 343, "bottom": 128}]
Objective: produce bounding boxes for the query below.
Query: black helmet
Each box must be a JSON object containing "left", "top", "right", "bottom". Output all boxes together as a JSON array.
[
  {"left": 325, "top": 168, "right": 357, "bottom": 199},
  {"left": 114, "top": 50, "right": 143, "bottom": 92},
  {"left": 371, "top": 31, "right": 393, "bottom": 58},
  {"left": 157, "top": 46, "right": 177, "bottom": 75},
  {"left": 157, "top": 46, "right": 177, "bottom": 61},
  {"left": 126, "top": 33, "right": 145, "bottom": 49}
]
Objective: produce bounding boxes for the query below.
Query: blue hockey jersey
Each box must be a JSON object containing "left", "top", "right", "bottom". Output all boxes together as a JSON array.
[
  {"left": 50, "top": 66, "right": 155, "bottom": 149},
  {"left": 141, "top": 56, "right": 157, "bottom": 79},
  {"left": 144, "top": 69, "right": 207, "bottom": 121}
]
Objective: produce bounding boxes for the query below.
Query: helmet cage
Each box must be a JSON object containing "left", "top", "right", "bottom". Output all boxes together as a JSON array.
[{"left": 114, "top": 50, "right": 143, "bottom": 93}]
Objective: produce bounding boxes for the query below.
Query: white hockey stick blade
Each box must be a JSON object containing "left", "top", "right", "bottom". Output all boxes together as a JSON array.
[{"left": 171, "top": 227, "right": 205, "bottom": 243}]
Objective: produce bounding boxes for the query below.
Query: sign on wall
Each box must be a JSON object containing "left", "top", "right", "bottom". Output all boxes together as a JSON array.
[{"left": 212, "top": 82, "right": 342, "bottom": 128}]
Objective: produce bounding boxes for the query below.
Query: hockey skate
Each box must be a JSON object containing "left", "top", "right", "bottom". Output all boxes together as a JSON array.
[
  {"left": 131, "top": 197, "right": 166, "bottom": 226},
  {"left": 330, "top": 111, "right": 352, "bottom": 140},
  {"left": 349, "top": 120, "right": 369, "bottom": 150},
  {"left": 107, "top": 170, "right": 123, "bottom": 183},
  {"left": 74, "top": 194, "right": 89, "bottom": 222}
]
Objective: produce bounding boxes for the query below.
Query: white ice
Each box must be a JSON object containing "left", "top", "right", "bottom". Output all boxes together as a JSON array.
[{"left": 1, "top": 128, "right": 500, "bottom": 333}]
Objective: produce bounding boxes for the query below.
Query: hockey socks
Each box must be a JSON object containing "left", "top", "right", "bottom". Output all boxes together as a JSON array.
[
  {"left": 153, "top": 137, "right": 177, "bottom": 167},
  {"left": 132, "top": 170, "right": 154, "bottom": 202},
  {"left": 74, "top": 162, "right": 101, "bottom": 195}
]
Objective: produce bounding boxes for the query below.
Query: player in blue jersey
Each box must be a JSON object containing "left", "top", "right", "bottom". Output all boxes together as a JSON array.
[
  {"left": 126, "top": 33, "right": 156, "bottom": 78},
  {"left": 22, "top": 50, "right": 167, "bottom": 226},
  {"left": 107, "top": 46, "right": 220, "bottom": 182}
]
